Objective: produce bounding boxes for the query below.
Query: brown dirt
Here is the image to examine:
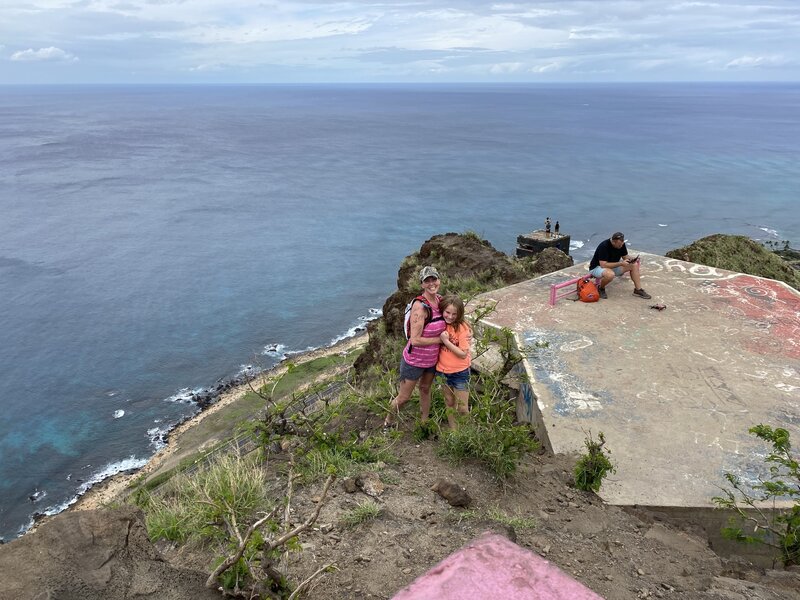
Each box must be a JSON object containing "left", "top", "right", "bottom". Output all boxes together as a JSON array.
[
  {"left": 7, "top": 417, "right": 799, "bottom": 600},
  {"left": 205, "top": 415, "right": 796, "bottom": 600}
]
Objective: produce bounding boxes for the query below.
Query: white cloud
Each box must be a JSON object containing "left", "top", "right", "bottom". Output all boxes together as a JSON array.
[
  {"left": 725, "top": 54, "right": 786, "bottom": 69},
  {"left": 10, "top": 46, "right": 78, "bottom": 62},
  {"left": 530, "top": 61, "right": 562, "bottom": 73},
  {"left": 0, "top": 0, "right": 799, "bottom": 81},
  {"left": 489, "top": 62, "right": 523, "bottom": 74},
  {"left": 568, "top": 27, "right": 625, "bottom": 41},
  {"left": 189, "top": 62, "right": 228, "bottom": 72}
]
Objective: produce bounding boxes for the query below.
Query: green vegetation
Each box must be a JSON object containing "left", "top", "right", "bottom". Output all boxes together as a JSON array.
[
  {"left": 294, "top": 430, "right": 396, "bottom": 483},
  {"left": 665, "top": 234, "right": 800, "bottom": 289},
  {"left": 713, "top": 425, "right": 800, "bottom": 566},
  {"left": 341, "top": 500, "right": 382, "bottom": 527},
  {"left": 436, "top": 375, "right": 537, "bottom": 480},
  {"left": 574, "top": 431, "right": 615, "bottom": 493},
  {"left": 486, "top": 506, "right": 537, "bottom": 530},
  {"left": 137, "top": 452, "right": 272, "bottom": 544}
]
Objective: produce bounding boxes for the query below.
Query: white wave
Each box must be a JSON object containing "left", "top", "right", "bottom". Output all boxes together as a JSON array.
[
  {"left": 658, "top": 223, "right": 668, "bottom": 227},
  {"left": 29, "top": 489, "right": 46, "bottom": 503},
  {"left": 113, "top": 409, "right": 125, "bottom": 419},
  {"left": 262, "top": 343, "right": 316, "bottom": 361},
  {"left": 759, "top": 226, "right": 779, "bottom": 237},
  {"left": 165, "top": 386, "right": 205, "bottom": 404},
  {"left": 236, "top": 364, "right": 260, "bottom": 378},
  {"left": 20, "top": 455, "right": 149, "bottom": 535},
  {"left": 330, "top": 307, "right": 382, "bottom": 345},
  {"left": 569, "top": 240, "right": 584, "bottom": 250},
  {"left": 147, "top": 425, "right": 174, "bottom": 450},
  {"left": 262, "top": 343, "right": 287, "bottom": 358}
]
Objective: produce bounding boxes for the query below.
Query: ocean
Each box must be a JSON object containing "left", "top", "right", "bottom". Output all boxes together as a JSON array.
[{"left": 1, "top": 83, "right": 798, "bottom": 540}]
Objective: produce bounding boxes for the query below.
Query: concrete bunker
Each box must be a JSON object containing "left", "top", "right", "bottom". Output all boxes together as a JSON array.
[{"left": 473, "top": 252, "right": 800, "bottom": 559}]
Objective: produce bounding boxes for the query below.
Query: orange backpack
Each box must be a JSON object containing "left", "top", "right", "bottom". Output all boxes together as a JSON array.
[{"left": 577, "top": 277, "right": 600, "bottom": 303}]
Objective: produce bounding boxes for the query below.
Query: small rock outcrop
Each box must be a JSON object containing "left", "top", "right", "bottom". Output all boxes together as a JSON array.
[
  {"left": 431, "top": 479, "right": 472, "bottom": 507},
  {"left": 0, "top": 506, "right": 219, "bottom": 600},
  {"left": 666, "top": 234, "right": 800, "bottom": 289}
]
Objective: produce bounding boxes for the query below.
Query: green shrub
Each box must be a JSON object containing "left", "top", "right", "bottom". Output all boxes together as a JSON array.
[
  {"left": 141, "top": 451, "right": 272, "bottom": 543},
  {"left": 295, "top": 428, "right": 396, "bottom": 483},
  {"left": 574, "top": 431, "right": 614, "bottom": 492},
  {"left": 713, "top": 425, "right": 800, "bottom": 566},
  {"left": 437, "top": 371, "right": 538, "bottom": 480}
]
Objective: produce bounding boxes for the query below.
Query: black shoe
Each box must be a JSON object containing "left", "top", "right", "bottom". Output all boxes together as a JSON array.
[
  {"left": 599, "top": 287, "right": 608, "bottom": 300},
  {"left": 633, "top": 288, "right": 651, "bottom": 300}
]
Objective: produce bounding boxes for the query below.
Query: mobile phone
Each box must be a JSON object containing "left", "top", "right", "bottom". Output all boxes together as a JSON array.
[{"left": 627, "top": 255, "right": 640, "bottom": 263}]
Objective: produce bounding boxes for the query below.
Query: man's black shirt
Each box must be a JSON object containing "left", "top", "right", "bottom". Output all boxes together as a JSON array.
[{"left": 589, "top": 239, "right": 628, "bottom": 270}]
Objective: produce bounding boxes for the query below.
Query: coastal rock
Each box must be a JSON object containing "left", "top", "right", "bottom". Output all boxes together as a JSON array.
[
  {"left": 0, "top": 506, "right": 219, "bottom": 600},
  {"left": 665, "top": 234, "right": 800, "bottom": 289}
]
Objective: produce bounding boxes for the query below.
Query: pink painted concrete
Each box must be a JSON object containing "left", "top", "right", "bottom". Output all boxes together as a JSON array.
[{"left": 392, "top": 533, "right": 604, "bottom": 600}]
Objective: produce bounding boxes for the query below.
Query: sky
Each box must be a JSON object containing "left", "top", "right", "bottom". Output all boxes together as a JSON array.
[{"left": 0, "top": 0, "right": 798, "bottom": 84}]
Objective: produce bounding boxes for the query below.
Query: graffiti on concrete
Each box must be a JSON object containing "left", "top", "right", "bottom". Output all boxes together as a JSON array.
[
  {"left": 701, "top": 275, "right": 800, "bottom": 359},
  {"left": 523, "top": 329, "right": 611, "bottom": 417}
]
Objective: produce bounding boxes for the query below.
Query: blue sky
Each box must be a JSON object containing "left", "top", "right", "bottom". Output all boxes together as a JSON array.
[{"left": 1, "top": 0, "right": 798, "bottom": 83}]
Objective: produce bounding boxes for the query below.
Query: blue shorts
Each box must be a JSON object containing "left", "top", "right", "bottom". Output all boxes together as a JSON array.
[
  {"left": 589, "top": 265, "right": 623, "bottom": 278},
  {"left": 438, "top": 368, "right": 471, "bottom": 391},
  {"left": 399, "top": 357, "right": 436, "bottom": 382}
]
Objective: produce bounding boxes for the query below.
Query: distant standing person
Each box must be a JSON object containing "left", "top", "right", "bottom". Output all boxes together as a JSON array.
[
  {"left": 554, "top": 220, "right": 560, "bottom": 236},
  {"left": 384, "top": 266, "right": 446, "bottom": 429},
  {"left": 545, "top": 217, "right": 551, "bottom": 237},
  {"left": 436, "top": 296, "right": 472, "bottom": 430},
  {"left": 589, "top": 232, "right": 651, "bottom": 300}
]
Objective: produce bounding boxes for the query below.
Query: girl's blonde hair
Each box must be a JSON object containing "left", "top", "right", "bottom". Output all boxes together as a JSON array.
[{"left": 439, "top": 295, "right": 465, "bottom": 330}]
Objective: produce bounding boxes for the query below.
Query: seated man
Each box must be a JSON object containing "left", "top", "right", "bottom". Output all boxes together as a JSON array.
[{"left": 589, "top": 232, "right": 651, "bottom": 299}]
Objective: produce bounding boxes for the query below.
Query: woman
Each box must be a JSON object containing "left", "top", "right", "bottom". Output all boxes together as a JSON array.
[{"left": 384, "top": 266, "right": 447, "bottom": 429}]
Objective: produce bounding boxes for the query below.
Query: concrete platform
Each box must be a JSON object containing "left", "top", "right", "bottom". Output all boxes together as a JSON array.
[{"left": 477, "top": 252, "right": 800, "bottom": 509}]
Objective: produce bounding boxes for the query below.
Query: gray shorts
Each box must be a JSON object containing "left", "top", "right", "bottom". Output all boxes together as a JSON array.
[
  {"left": 589, "top": 265, "right": 623, "bottom": 278},
  {"left": 399, "top": 357, "right": 436, "bottom": 382}
]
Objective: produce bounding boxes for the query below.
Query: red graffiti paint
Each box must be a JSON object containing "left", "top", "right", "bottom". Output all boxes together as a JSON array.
[{"left": 706, "top": 275, "right": 800, "bottom": 359}]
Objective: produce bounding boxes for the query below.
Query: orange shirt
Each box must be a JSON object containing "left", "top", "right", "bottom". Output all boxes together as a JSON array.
[{"left": 436, "top": 322, "right": 472, "bottom": 374}]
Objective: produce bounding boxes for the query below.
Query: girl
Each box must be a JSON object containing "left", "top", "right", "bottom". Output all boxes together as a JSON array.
[{"left": 436, "top": 295, "right": 472, "bottom": 429}]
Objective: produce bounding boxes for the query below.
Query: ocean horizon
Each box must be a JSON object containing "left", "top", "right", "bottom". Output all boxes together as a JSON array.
[{"left": 1, "top": 82, "right": 798, "bottom": 541}]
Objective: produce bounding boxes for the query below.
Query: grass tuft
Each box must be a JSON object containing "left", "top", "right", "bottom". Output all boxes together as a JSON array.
[{"left": 341, "top": 500, "right": 382, "bottom": 527}]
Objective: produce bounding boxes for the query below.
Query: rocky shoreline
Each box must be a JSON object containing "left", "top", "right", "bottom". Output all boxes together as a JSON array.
[{"left": 57, "top": 332, "right": 369, "bottom": 517}]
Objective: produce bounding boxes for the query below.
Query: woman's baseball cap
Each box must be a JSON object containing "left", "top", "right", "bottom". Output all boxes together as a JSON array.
[{"left": 419, "top": 266, "right": 440, "bottom": 282}]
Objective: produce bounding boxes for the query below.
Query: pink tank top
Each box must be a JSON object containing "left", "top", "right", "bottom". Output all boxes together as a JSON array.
[{"left": 402, "top": 297, "right": 446, "bottom": 368}]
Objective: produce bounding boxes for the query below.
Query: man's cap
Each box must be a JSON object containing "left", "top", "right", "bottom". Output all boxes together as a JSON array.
[
  {"left": 611, "top": 232, "right": 625, "bottom": 241},
  {"left": 419, "top": 266, "right": 440, "bottom": 282}
]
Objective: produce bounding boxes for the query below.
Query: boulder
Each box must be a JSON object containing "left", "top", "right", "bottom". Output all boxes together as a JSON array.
[{"left": 0, "top": 506, "right": 219, "bottom": 600}]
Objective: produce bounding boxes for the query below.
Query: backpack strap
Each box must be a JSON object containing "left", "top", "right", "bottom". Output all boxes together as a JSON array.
[{"left": 407, "top": 295, "right": 434, "bottom": 353}]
